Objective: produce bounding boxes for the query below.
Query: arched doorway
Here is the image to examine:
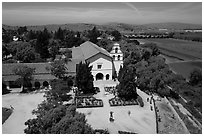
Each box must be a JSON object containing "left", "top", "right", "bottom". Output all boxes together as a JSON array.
[
  {"left": 96, "top": 73, "right": 104, "bottom": 80},
  {"left": 43, "top": 81, "right": 49, "bottom": 88},
  {"left": 34, "top": 81, "right": 41, "bottom": 89},
  {"left": 106, "top": 74, "right": 110, "bottom": 80}
]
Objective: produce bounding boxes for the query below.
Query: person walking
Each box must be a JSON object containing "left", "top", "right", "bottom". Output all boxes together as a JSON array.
[
  {"left": 128, "top": 110, "right": 131, "bottom": 116},
  {"left": 110, "top": 111, "right": 114, "bottom": 118},
  {"left": 109, "top": 111, "right": 114, "bottom": 122}
]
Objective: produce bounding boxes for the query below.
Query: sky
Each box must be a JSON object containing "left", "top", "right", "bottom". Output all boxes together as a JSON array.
[{"left": 2, "top": 2, "right": 202, "bottom": 26}]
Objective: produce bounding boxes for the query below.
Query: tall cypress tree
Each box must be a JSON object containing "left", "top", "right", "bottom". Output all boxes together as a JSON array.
[
  {"left": 36, "top": 28, "right": 51, "bottom": 59},
  {"left": 76, "top": 62, "right": 95, "bottom": 94},
  {"left": 117, "top": 65, "right": 138, "bottom": 100}
]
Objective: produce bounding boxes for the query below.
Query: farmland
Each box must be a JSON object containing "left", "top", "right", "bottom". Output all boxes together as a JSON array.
[
  {"left": 168, "top": 60, "right": 202, "bottom": 80},
  {"left": 138, "top": 38, "right": 202, "bottom": 61},
  {"left": 137, "top": 38, "right": 202, "bottom": 80}
]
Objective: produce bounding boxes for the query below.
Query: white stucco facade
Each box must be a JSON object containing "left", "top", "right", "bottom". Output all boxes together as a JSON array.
[
  {"left": 71, "top": 41, "right": 123, "bottom": 81},
  {"left": 87, "top": 53, "right": 113, "bottom": 81}
]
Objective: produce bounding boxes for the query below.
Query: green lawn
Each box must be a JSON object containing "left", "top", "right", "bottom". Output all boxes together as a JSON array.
[{"left": 2, "top": 107, "right": 13, "bottom": 124}]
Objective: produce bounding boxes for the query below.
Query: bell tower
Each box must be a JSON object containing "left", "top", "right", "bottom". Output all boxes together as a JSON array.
[{"left": 110, "top": 43, "right": 123, "bottom": 76}]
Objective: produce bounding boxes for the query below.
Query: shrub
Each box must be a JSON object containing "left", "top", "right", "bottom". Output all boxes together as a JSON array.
[
  {"left": 34, "top": 82, "right": 40, "bottom": 89},
  {"left": 2, "top": 83, "right": 11, "bottom": 95},
  {"left": 137, "top": 96, "right": 144, "bottom": 107}
]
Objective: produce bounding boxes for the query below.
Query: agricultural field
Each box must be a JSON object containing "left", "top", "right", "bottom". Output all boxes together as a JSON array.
[
  {"left": 168, "top": 60, "right": 202, "bottom": 80},
  {"left": 138, "top": 38, "right": 202, "bottom": 61}
]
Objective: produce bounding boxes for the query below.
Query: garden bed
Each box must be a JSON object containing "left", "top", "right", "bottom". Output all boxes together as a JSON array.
[
  {"left": 76, "top": 96, "right": 103, "bottom": 108},
  {"left": 109, "top": 97, "right": 138, "bottom": 106},
  {"left": 104, "top": 86, "right": 116, "bottom": 95}
]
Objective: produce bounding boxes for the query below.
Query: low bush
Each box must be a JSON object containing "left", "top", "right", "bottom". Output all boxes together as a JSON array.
[
  {"left": 137, "top": 96, "right": 144, "bottom": 107},
  {"left": 94, "top": 129, "right": 109, "bottom": 134}
]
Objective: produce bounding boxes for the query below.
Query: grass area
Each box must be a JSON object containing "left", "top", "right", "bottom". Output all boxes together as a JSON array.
[
  {"left": 138, "top": 38, "right": 202, "bottom": 60},
  {"left": 169, "top": 61, "right": 202, "bottom": 80},
  {"left": 2, "top": 107, "right": 13, "bottom": 124}
]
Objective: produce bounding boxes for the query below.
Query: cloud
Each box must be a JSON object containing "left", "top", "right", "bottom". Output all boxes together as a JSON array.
[{"left": 123, "top": 2, "right": 142, "bottom": 16}]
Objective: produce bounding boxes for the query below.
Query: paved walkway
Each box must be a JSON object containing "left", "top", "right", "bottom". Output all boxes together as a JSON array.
[{"left": 2, "top": 93, "right": 45, "bottom": 134}]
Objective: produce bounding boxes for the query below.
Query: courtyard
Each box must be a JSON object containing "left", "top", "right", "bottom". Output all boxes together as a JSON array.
[{"left": 76, "top": 80, "right": 157, "bottom": 134}]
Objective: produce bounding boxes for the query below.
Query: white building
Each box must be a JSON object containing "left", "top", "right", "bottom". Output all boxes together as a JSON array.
[
  {"left": 72, "top": 41, "right": 119, "bottom": 80},
  {"left": 110, "top": 43, "right": 123, "bottom": 76}
]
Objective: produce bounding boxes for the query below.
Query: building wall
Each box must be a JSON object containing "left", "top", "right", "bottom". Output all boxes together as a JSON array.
[
  {"left": 87, "top": 53, "right": 113, "bottom": 80},
  {"left": 113, "top": 61, "right": 123, "bottom": 75}
]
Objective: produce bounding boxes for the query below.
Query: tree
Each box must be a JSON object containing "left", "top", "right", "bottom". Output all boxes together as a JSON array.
[
  {"left": 111, "top": 30, "right": 121, "bottom": 41},
  {"left": 49, "top": 60, "right": 67, "bottom": 79},
  {"left": 2, "top": 43, "right": 10, "bottom": 60},
  {"left": 141, "top": 48, "right": 152, "bottom": 61},
  {"left": 48, "top": 39, "right": 60, "bottom": 60},
  {"left": 27, "top": 30, "right": 38, "bottom": 41},
  {"left": 112, "top": 70, "right": 117, "bottom": 80},
  {"left": 13, "top": 65, "right": 35, "bottom": 93},
  {"left": 86, "top": 27, "right": 100, "bottom": 44},
  {"left": 117, "top": 65, "right": 137, "bottom": 100},
  {"left": 14, "top": 42, "right": 40, "bottom": 63},
  {"left": 17, "top": 26, "right": 28, "bottom": 35},
  {"left": 63, "top": 30, "right": 84, "bottom": 48},
  {"left": 76, "top": 62, "right": 95, "bottom": 94},
  {"left": 142, "top": 43, "right": 160, "bottom": 56},
  {"left": 189, "top": 68, "right": 202, "bottom": 86},
  {"left": 54, "top": 27, "right": 64, "bottom": 41},
  {"left": 25, "top": 105, "right": 94, "bottom": 134},
  {"left": 36, "top": 28, "right": 51, "bottom": 59}
]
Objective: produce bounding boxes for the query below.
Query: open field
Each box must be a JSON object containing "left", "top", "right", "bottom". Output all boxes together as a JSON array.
[
  {"left": 138, "top": 38, "right": 202, "bottom": 60},
  {"left": 168, "top": 60, "right": 202, "bottom": 80}
]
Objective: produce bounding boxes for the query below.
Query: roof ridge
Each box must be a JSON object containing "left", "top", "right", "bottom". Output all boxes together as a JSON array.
[{"left": 88, "top": 41, "right": 111, "bottom": 56}]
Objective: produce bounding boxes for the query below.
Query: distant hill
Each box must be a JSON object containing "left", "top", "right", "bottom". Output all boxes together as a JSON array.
[{"left": 2, "top": 22, "right": 202, "bottom": 33}]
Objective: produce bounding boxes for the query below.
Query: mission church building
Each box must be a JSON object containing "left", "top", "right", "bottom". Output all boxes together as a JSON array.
[{"left": 71, "top": 41, "right": 123, "bottom": 81}]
